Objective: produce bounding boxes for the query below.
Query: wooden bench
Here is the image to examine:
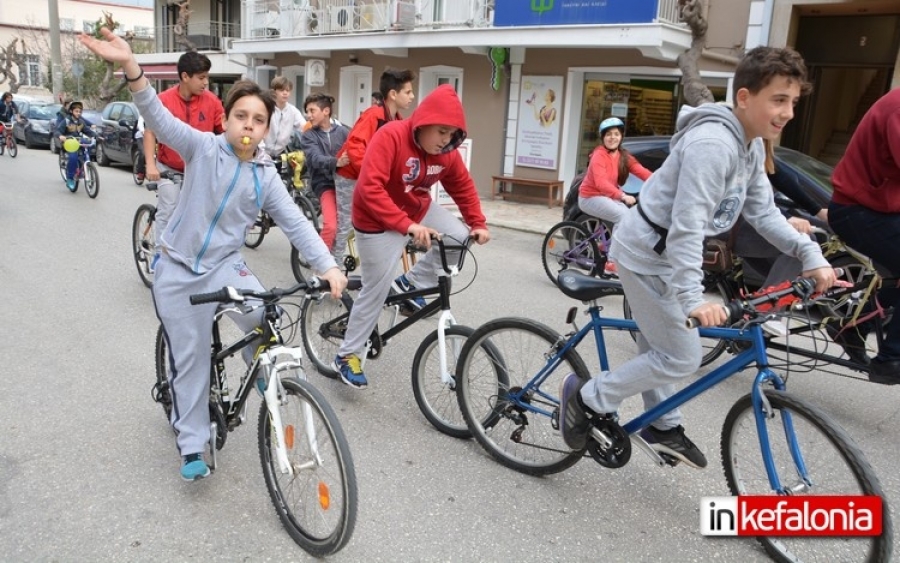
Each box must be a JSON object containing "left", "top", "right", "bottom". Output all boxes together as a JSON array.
[{"left": 491, "top": 175, "right": 564, "bottom": 209}]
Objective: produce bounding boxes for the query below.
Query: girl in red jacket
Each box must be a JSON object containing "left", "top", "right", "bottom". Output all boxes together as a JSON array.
[{"left": 331, "top": 84, "right": 491, "bottom": 389}]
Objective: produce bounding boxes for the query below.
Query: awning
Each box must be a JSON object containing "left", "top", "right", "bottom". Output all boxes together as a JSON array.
[{"left": 114, "top": 64, "right": 179, "bottom": 81}]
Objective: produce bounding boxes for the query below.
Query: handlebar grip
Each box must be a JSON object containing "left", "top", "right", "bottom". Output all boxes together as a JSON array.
[
  {"left": 305, "top": 276, "right": 330, "bottom": 292},
  {"left": 190, "top": 288, "right": 234, "bottom": 305},
  {"left": 685, "top": 302, "right": 743, "bottom": 329}
]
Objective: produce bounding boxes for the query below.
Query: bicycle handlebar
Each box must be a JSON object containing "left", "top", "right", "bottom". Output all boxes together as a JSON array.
[
  {"left": 146, "top": 170, "right": 184, "bottom": 192},
  {"left": 429, "top": 234, "right": 471, "bottom": 275},
  {"left": 190, "top": 276, "right": 330, "bottom": 306},
  {"left": 685, "top": 277, "right": 816, "bottom": 329}
]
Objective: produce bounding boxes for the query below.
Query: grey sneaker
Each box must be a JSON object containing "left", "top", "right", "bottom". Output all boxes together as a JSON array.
[
  {"left": 640, "top": 425, "right": 707, "bottom": 469},
  {"left": 558, "top": 373, "right": 591, "bottom": 450}
]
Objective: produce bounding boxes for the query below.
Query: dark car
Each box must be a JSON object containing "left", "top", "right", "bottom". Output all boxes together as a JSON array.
[
  {"left": 563, "top": 136, "right": 834, "bottom": 232},
  {"left": 13, "top": 102, "right": 62, "bottom": 148},
  {"left": 94, "top": 101, "right": 142, "bottom": 168},
  {"left": 50, "top": 109, "right": 102, "bottom": 156}
]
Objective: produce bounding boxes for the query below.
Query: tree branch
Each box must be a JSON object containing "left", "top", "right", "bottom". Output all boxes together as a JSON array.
[{"left": 676, "top": 0, "right": 715, "bottom": 107}]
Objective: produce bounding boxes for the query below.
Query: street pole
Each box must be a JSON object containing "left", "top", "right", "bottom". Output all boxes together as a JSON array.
[{"left": 48, "top": 0, "right": 63, "bottom": 99}]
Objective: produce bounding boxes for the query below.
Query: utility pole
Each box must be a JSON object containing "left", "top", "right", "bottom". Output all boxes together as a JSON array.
[{"left": 48, "top": 0, "right": 63, "bottom": 99}]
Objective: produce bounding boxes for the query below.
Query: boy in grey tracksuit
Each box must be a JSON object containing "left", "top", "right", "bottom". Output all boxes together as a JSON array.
[
  {"left": 559, "top": 47, "right": 836, "bottom": 468},
  {"left": 133, "top": 84, "right": 343, "bottom": 479}
]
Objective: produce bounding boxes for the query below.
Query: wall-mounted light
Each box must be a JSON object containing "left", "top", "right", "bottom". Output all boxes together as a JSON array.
[{"left": 349, "top": 53, "right": 358, "bottom": 64}]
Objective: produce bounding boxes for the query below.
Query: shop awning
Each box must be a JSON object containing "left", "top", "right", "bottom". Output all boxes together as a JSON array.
[{"left": 114, "top": 64, "right": 179, "bottom": 81}]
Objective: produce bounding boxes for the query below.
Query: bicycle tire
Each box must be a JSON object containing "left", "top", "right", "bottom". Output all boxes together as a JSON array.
[
  {"left": 244, "top": 211, "right": 267, "bottom": 249},
  {"left": 290, "top": 246, "right": 315, "bottom": 285},
  {"left": 300, "top": 294, "right": 350, "bottom": 378},
  {"left": 258, "top": 376, "right": 357, "bottom": 556},
  {"left": 721, "top": 389, "right": 892, "bottom": 563},
  {"left": 153, "top": 324, "right": 173, "bottom": 423},
  {"left": 7, "top": 135, "right": 16, "bottom": 158},
  {"left": 411, "top": 325, "right": 487, "bottom": 439},
  {"left": 132, "top": 151, "right": 145, "bottom": 185},
  {"left": 58, "top": 150, "right": 68, "bottom": 181},
  {"left": 541, "top": 221, "right": 599, "bottom": 287},
  {"left": 85, "top": 162, "right": 100, "bottom": 198},
  {"left": 456, "top": 317, "right": 590, "bottom": 476},
  {"left": 132, "top": 204, "right": 156, "bottom": 288},
  {"left": 296, "top": 193, "right": 321, "bottom": 233}
]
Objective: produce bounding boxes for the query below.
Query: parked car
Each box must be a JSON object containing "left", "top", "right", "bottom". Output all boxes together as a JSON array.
[
  {"left": 563, "top": 136, "right": 834, "bottom": 231},
  {"left": 12, "top": 102, "right": 61, "bottom": 148},
  {"left": 49, "top": 108, "right": 102, "bottom": 156},
  {"left": 94, "top": 101, "right": 142, "bottom": 168}
]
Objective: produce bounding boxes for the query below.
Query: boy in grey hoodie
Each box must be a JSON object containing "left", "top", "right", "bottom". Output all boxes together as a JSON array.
[
  {"left": 560, "top": 47, "right": 836, "bottom": 468},
  {"left": 79, "top": 28, "right": 347, "bottom": 482}
]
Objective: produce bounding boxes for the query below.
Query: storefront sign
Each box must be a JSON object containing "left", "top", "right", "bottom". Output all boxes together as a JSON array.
[
  {"left": 516, "top": 76, "right": 564, "bottom": 170},
  {"left": 494, "top": 0, "right": 658, "bottom": 26}
]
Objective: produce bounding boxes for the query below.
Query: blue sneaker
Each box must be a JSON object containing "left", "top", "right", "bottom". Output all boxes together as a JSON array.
[
  {"left": 180, "top": 453, "right": 210, "bottom": 481},
  {"left": 391, "top": 274, "right": 426, "bottom": 312},
  {"left": 65, "top": 179, "right": 76, "bottom": 190},
  {"left": 333, "top": 354, "right": 368, "bottom": 389}
]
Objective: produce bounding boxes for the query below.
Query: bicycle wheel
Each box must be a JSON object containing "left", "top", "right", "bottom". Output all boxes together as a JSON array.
[
  {"left": 244, "top": 211, "right": 267, "bottom": 249},
  {"left": 290, "top": 246, "right": 315, "bottom": 284},
  {"left": 411, "top": 325, "right": 482, "bottom": 439},
  {"left": 152, "top": 324, "right": 173, "bottom": 423},
  {"left": 456, "top": 317, "right": 591, "bottom": 475},
  {"left": 301, "top": 294, "right": 350, "bottom": 378},
  {"left": 721, "top": 389, "right": 892, "bottom": 563},
  {"left": 541, "top": 221, "right": 599, "bottom": 287},
  {"left": 258, "top": 376, "right": 357, "bottom": 556},
  {"left": 132, "top": 204, "right": 156, "bottom": 288},
  {"left": 84, "top": 162, "right": 100, "bottom": 198},
  {"left": 58, "top": 150, "right": 68, "bottom": 181},
  {"left": 132, "top": 150, "right": 145, "bottom": 185},
  {"left": 296, "top": 194, "right": 321, "bottom": 232},
  {"left": 7, "top": 135, "right": 17, "bottom": 158}
]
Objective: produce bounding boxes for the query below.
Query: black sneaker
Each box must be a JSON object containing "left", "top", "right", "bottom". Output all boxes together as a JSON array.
[
  {"left": 558, "top": 373, "right": 591, "bottom": 450},
  {"left": 826, "top": 322, "right": 871, "bottom": 367},
  {"left": 640, "top": 425, "right": 707, "bottom": 469},
  {"left": 868, "top": 359, "right": 900, "bottom": 385},
  {"left": 391, "top": 274, "right": 426, "bottom": 312}
]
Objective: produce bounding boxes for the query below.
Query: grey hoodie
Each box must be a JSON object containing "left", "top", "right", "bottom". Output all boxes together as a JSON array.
[
  {"left": 610, "top": 103, "right": 828, "bottom": 317},
  {"left": 133, "top": 85, "right": 336, "bottom": 275}
]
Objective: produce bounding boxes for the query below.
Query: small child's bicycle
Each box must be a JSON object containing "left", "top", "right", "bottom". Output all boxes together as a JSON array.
[
  {"left": 0, "top": 121, "right": 18, "bottom": 157},
  {"left": 58, "top": 136, "right": 99, "bottom": 198},
  {"left": 152, "top": 277, "right": 357, "bottom": 556},
  {"left": 455, "top": 270, "right": 892, "bottom": 562}
]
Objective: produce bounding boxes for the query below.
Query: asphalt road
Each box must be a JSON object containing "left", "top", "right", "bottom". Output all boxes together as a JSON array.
[{"left": 0, "top": 145, "right": 897, "bottom": 562}]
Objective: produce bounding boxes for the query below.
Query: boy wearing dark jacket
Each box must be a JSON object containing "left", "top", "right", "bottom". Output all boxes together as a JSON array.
[{"left": 332, "top": 84, "right": 490, "bottom": 389}]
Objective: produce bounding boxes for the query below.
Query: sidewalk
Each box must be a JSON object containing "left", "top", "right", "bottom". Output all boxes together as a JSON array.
[{"left": 450, "top": 197, "right": 562, "bottom": 235}]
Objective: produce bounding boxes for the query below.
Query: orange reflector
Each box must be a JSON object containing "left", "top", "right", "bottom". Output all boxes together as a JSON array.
[
  {"left": 284, "top": 425, "right": 294, "bottom": 449},
  {"left": 318, "top": 481, "right": 331, "bottom": 510},
  {"left": 548, "top": 239, "right": 556, "bottom": 249}
]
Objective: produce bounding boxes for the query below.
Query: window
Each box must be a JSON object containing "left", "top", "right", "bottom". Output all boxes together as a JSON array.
[
  {"left": 418, "top": 66, "right": 463, "bottom": 101},
  {"left": 61, "top": 18, "right": 75, "bottom": 31},
  {"left": 18, "top": 55, "right": 41, "bottom": 87}
]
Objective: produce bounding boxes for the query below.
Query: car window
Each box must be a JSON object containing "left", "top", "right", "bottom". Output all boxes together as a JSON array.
[
  {"left": 31, "top": 104, "right": 59, "bottom": 119},
  {"left": 120, "top": 105, "right": 136, "bottom": 124},
  {"left": 775, "top": 147, "right": 834, "bottom": 196},
  {"left": 108, "top": 104, "right": 123, "bottom": 121}
]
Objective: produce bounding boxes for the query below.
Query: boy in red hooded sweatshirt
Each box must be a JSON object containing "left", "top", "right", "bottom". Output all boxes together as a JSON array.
[{"left": 331, "top": 84, "right": 491, "bottom": 389}]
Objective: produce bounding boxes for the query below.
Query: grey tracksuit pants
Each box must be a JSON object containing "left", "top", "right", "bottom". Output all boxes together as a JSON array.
[
  {"left": 154, "top": 164, "right": 180, "bottom": 245},
  {"left": 579, "top": 265, "right": 702, "bottom": 430},
  {"left": 578, "top": 195, "right": 629, "bottom": 225},
  {"left": 337, "top": 202, "right": 470, "bottom": 358},
  {"left": 153, "top": 253, "right": 265, "bottom": 456},
  {"left": 332, "top": 177, "right": 356, "bottom": 263}
]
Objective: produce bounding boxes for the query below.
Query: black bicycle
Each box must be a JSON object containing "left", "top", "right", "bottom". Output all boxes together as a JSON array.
[
  {"left": 152, "top": 277, "right": 357, "bottom": 555},
  {"left": 244, "top": 151, "right": 320, "bottom": 249},
  {"left": 132, "top": 171, "right": 183, "bottom": 288}
]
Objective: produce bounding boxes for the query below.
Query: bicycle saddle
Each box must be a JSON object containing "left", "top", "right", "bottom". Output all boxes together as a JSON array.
[{"left": 557, "top": 270, "right": 624, "bottom": 301}]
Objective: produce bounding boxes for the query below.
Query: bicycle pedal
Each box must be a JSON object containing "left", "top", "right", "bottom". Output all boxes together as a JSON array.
[{"left": 658, "top": 452, "right": 680, "bottom": 467}]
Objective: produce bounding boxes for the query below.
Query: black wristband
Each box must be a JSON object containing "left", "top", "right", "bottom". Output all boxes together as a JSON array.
[{"left": 124, "top": 67, "right": 144, "bottom": 83}]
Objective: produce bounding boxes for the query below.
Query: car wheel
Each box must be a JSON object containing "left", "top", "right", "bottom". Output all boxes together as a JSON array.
[
  {"left": 24, "top": 132, "right": 35, "bottom": 149},
  {"left": 95, "top": 142, "right": 111, "bottom": 166}
]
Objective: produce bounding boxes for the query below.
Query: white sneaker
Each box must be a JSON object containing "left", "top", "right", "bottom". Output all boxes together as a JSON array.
[{"left": 761, "top": 318, "right": 788, "bottom": 338}]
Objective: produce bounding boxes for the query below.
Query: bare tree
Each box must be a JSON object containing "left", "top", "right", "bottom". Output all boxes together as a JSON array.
[
  {"left": 174, "top": 0, "right": 197, "bottom": 52},
  {"left": 0, "top": 39, "right": 28, "bottom": 93},
  {"left": 677, "top": 0, "right": 715, "bottom": 106},
  {"left": 91, "top": 11, "right": 132, "bottom": 103}
]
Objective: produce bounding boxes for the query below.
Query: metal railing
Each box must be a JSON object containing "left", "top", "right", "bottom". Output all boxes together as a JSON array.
[{"left": 151, "top": 20, "right": 241, "bottom": 53}]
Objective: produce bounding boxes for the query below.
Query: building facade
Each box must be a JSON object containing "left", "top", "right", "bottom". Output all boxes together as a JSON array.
[{"left": 130, "top": 0, "right": 898, "bottom": 199}]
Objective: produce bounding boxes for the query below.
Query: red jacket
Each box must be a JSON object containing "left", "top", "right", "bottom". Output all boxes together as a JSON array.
[
  {"left": 336, "top": 103, "right": 402, "bottom": 180},
  {"left": 579, "top": 147, "right": 651, "bottom": 200},
  {"left": 154, "top": 87, "right": 224, "bottom": 172},
  {"left": 832, "top": 88, "right": 900, "bottom": 212},
  {"left": 351, "top": 84, "right": 486, "bottom": 235}
]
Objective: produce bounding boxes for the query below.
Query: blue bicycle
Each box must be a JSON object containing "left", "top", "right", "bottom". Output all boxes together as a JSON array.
[{"left": 455, "top": 270, "right": 891, "bottom": 562}]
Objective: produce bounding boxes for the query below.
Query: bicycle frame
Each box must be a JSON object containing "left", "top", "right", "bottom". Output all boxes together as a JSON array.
[{"left": 511, "top": 301, "right": 808, "bottom": 494}]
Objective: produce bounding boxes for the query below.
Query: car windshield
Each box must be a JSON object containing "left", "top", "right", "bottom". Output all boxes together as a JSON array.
[
  {"left": 30, "top": 104, "right": 61, "bottom": 120},
  {"left": 775, "top": 147, "right": 834, "bottom": 196}
]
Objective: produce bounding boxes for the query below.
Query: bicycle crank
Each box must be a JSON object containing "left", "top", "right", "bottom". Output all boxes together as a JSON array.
[{"left": 586, "top": 417, "right": 632, "bottom": 468}]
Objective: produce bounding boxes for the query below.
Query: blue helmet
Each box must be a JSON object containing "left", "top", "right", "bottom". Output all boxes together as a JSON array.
[{"left": 599, "top": 117, "right": 625, "bottom": 137}]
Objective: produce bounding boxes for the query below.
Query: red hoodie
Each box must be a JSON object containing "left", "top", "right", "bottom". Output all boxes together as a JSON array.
[
  {"left": 351, "top": 84, "right": 486, "bottom": 234},
  {"left": 832, "top": 88, "right": 900, "bottom": 212}
]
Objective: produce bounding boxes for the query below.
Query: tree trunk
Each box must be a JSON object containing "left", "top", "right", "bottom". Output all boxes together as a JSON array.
[
  {"left": 175, "top": 0, "right": 197, "bottom": 52},
  {"left": 0, "top": 39, "right": 25, "bottom": 93},
  {"left": 677, "top": 0, "right": 715, "bottom": 107}
]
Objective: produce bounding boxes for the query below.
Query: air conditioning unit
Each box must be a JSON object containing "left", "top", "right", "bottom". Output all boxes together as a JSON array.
[
  {"left": 358, "top": 2, "right": 388, "bottom": 31},
  {"left": 326, "top": 6, "right": 355, "bottom": 33}
]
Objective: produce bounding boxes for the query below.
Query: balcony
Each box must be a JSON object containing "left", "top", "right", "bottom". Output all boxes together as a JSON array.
[{"left": 151, "top": 20, "right": 241, "bottom": 54}]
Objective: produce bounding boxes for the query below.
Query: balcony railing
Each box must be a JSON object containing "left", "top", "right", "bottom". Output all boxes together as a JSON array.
[{"left": 141, "top": 1, "right": 685, "bottom": 53}]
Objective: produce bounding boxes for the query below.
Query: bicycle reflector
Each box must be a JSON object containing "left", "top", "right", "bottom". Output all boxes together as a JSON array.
[
  {"left": 63, "top": 138, "right": 81, "bottom": 153},
  {"left": 318, "top": 481, "right": 331, "bottom": 510}
]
